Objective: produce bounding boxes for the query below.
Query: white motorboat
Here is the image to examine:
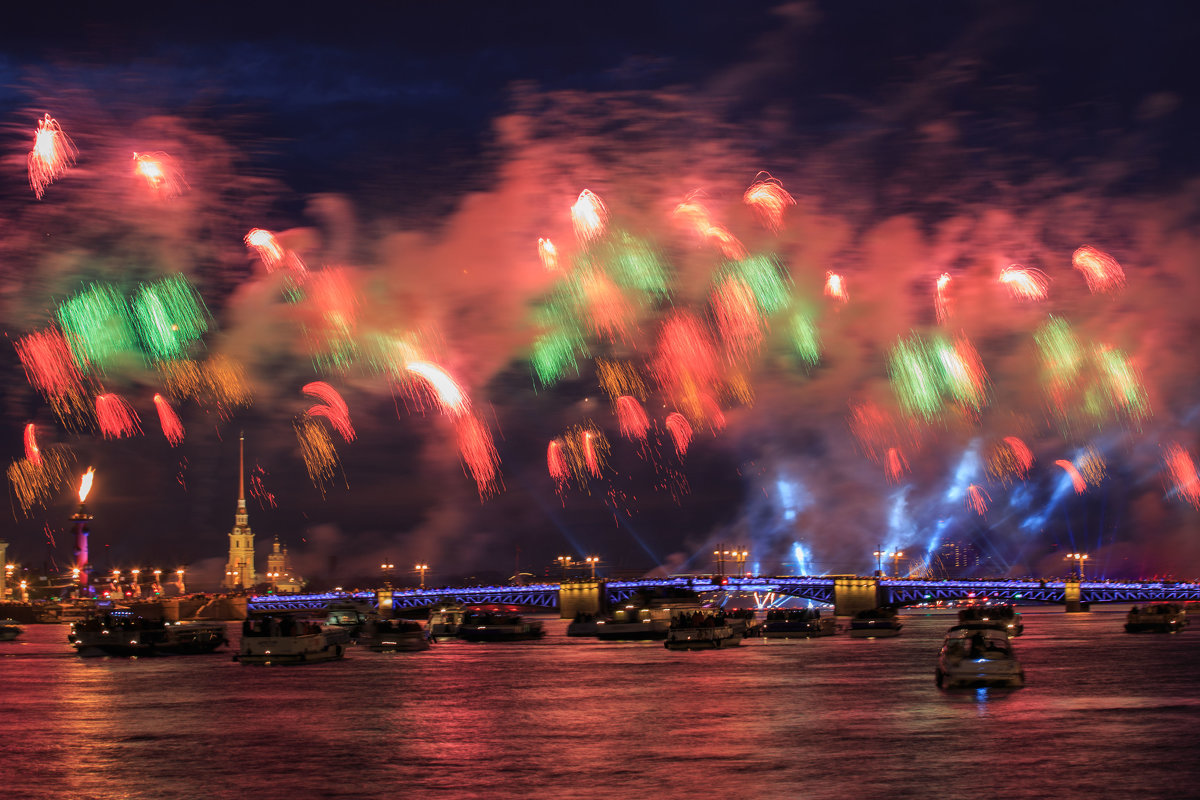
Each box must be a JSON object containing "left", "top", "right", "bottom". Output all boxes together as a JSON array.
[
  {"left": 663, "top": 611, "right": 740, "bottom": 650},
  {"left": 936, "top": 625, "right": 1025, "bottom": 689},
  {"left": 594, "top": 606, "right": 674, "bottom": 640},
  {"left": 428, "top": 604, "right": 466, "bottom": 639},
  {"left": 355, "top": 619, "right": 430, "bottom": 652},
  {"left": 456, "top": 610, "right": 545, "bottom": 642},
  {"left": 848, "top": 608, "right": 903, "bottom": 638},
  {"left": 235, "top": 616, "right": 350, "bottom": 665},
  {"left": 1125, "top": 604, "right": 1186, "bottom": 633},
  {"left": 69, "top": 611, "right": 227, "bottom": 657},
  {"left": 958, "top": 604, "right": 1024, "bottom": 637}
]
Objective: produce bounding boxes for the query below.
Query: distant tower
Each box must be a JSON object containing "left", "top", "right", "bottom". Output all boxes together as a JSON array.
[
  {"left": 223, "top": 432, "right": 256, "bottom": 591},
  {"left": 266, "top": 535, "right": 303, "bottom": 593}
]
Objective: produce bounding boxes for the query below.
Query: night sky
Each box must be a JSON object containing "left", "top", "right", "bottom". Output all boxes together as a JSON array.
[{"left": 2, "top": 2, "right": 1199, "bottom": 590}]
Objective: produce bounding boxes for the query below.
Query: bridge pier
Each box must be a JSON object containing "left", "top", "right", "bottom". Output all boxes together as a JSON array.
[
  {"left": 376, "top": 589, "right": 394, "bottom": 617},
  {"left": 1063, "top": 580, "right": 1088, "bottom": 612},
  {"left": 558, "top": 580, "right": 608, "bottom": 619},
  {"left": 832, "top": 576, "right": 880, "bottom": 616}
]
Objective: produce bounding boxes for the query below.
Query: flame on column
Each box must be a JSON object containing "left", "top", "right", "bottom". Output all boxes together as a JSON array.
[{"left": 78, "top": 467, "right": 95, "bottom": 503}]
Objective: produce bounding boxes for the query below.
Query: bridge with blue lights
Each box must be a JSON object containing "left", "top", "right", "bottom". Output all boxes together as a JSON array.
[{"left": 248, "top": 576, "right": 1200, "bottom": 613}]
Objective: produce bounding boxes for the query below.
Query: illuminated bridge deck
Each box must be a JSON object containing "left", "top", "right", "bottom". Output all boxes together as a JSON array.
[{"left": 248, "top": 577, "right": 1200, "bottom": 612}]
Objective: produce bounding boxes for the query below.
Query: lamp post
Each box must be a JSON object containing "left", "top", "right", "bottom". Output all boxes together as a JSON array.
[
  {"left": 585, "top": 556, "right": 599, "bottom": 579},
  {"left": 415, "top": 563, "right": 429, "bottom": 590},
  {"left": 5, "top": 564, "right": 14, "bottom": 600},
  {"left": 873, "top": 547, "right": 885, "bottom": 576},
  {"left": 557, "top": 556, "right": 573, "bottom": 581},
  {"left": 380, "top": 562, "right": 394, "bottom": 588},
  {"left": 152, "top": 569, "right": 162, "bottom": 596},
  {"left": 891, "top": 551, "right": 905, "bottom": 578},
  {"left": 175, "top": 568, "right": 186, "bottom": 595},
  {"left": 713, "top": 545, "right": 729, "bottom": 579},
  {"left": 733, "top": 548, "right": 750, "bottom": 576},
  {"left": 131, "top": 569, "right": 141, "bottom": 598},
  {"left": 1066, "top": 552, "right": 1089, "bottom": 581}
]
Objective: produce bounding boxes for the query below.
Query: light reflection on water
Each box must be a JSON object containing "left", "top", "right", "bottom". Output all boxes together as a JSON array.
[{"left": 1, "top": 607, "right": 1198, "bottom": 800}]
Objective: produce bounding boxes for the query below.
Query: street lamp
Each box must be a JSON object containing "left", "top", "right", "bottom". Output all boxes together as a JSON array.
[
  {"left": 891, "top": 551, "right": 905, "bottom": 578},
  {"left": 733, "top": 548, "right": 750, "bottom": 576},
  {"left": 152, "top": 569, "right": 162, "bottom": 594},
  {"left": 380, "top": 562, "right": 395, "bottom": 588},
  {"left": 873, "top": 548, "right": 885, "bottom": 575},
  {"left": 557, "top": 556, "right": 573, "bottom": 581},
  {"left": 175, "top": 568, "right": 186, "bottom": 594},
  {"left": 415, "top": 563, "right": 429, "bottom": 590},
  {"left": 713, "top": 545, "right": 730, "bottom": 578},
  {"left": 1066, "top": 552, "right": 1089, "bottom": 581},
  {"left": 585, "top": 556, "right": 599, "bottom": 579}
]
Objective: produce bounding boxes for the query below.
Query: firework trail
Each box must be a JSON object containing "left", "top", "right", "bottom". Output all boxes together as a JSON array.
[
  {"left": 1078, "top": 446, "right": 1107, "bottom": 486},
  {"left": 665, "top": 412, "right": 693, "bottom": 457},
  {"left": 405, "top": 361, "right": 470, "bottom": 416},
  {"left": 152, "top": 394, "right": 185, "bottom": 446},
  {"left": 595, "top": 359, "right": 647, "bottom": 402},
  {"left": 95, "top": 393, "right": 142, "bottom": 439},
  {"left": 250, "top": 463, "right": 278, "bottom": 509},
  {"left": 571, "top": 189, "right": 608, "bottom": 242},
  {"left": 1162, "top": 443, "right": 1200, "bottom": 509},
  {"left": 824, "top": 271, "right": 848, "bottom": 304},
  {"left": 547, "top": 439, "right": 570, "bottom": 492},
  {"left": 884, "top": 447, "right": 910, "bottom": 484},
  {"left": 158, "top": 355, "right": 253, "bottom": 416},
  {"left": 14, "top": 328, "right": 92, "bottom": 426},
  {"left": 615, "top": 395, "right": 650, "bottom": 442},
  {"left": 652, "top": 311, "right": 721, "bottom": 421},
  {"left": 1093, "top": 344, "right": 1151, "bottom": 423},
  {"left": 7, "top": 445, "right": 75, "bottom": 516},
  {"left": 132, "top": 275, "right": 210, "bottom": 361},
  {"left": 1055, "top": 459, "right": 1087, "bottom": 494},
  {"left": 576, "top": 268, "right": 634, "bottom": 341},
  {"left": 27, "top": 114, "right": 77, "bottom": 199},
  {"left": 244, "top": 228, "right": 306, "bottom": 279},
  {"left": 713, "top": 275, "right": 764, "bottom": 362},
  {"left": 743, "top": 172, "right": 795, "bottom": 232},
  {"left": 23, "top": 424, "right": 41, "bottom": 466},
  {"left": 672, "top": 193, "right": 746, "bottom": 259},
  {"left": 302, "top": 381, "right": 355, "bottom": 442},
  {"left": 294, "top": 416, "right": 344, "bottom": 497},
  {"left": 559, "top": 423, "right": 609, "bottom": 487},
  {"left": 998, "top": 265, "right": 1049, "bottom": 301},
  {"left": 966, "top": 484, "right": 991, "bottom": 515},
  {"left": 937, "top": 333, "right": 988, "bottom": 413},
  {"left": 935, "top": 273, "right": 953, "bottom": 324},
  {"left": 537, "top": 238, "right": 558, "bottom": 270},
  {"left": 789, "top": 310, "right": 821, "bottom": 365},
  {"left": 455, "top": 414, "right": 501, "bottom": 499},
  {"left": 987, "top": 436, "right": 1034, "bottom": 483},
  {"left": 132, "top": 151, "right": 187, "bottom": 199},
  {"left": 1072, "top": 245, "right": 1126, "bottom": 294}
]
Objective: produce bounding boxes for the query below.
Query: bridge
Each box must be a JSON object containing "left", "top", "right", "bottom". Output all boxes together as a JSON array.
[{"left": 247, "top": 576, "right": 1200, "bottom": 614}]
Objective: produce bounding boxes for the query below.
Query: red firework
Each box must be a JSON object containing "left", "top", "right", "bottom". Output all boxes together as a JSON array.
[
  {"left": 1162, "top": 443, "right": 1200, "bottom": 509},
  {"left": 95, "top": 393, "right": 142, "bottom": 439},
  {"left": 1003, "top": 436, "right": 1034, "bottom": 477},
  {"left": 537, "top": 238, "right": 558, "bottom": 271},
  {"left": 665, "top": 412, "right": 693, "bottom": 457},
  {"left": 713, "top": 276, "right": 764, "bottom": 362},
  {"left": 998, "top": 265, "right": 1049, "bottom": 301},
  {"left": 27, "top": 114, "right": 77, "bottom": 199},
  {"left": 456, "top": 414, "right": 500, "bottom": 498},
  {"left": 547, "top": 439, "right": 570, "bottom": 490},
  {"left": 303, "top": 381, "right": 355, "bottom": 442},
  {"left": 14, "top": 328, "right": 86, "bottom": 398},
  {"left": 405, "top": 361, "right": 470, "bottom": 416},
  {"left": 743, "top": 172, "right": 795, "bottom": 233},
  {"left": 652, "top": 312, "right": 720, "bottom": 415},
  {"left": 1055, "top": 459, "right": 1087, "bottom": 494},
  {"left": 152, "top": 394, "right": 185, "bottom": 446},
  {"left": 615, "top": 396, "right": 650, "bottom": 442},
  {"left": 1072, "top": 245, "right": 1125, "bottom": 294},
  {"left": 132, "top": 151, "right": 187, "bottom": 198},
  {"left": 966, "top": 484, "right": 991, "bottom": 515},
  {"left": 24, "top": 423, "right": 41, "bottom": 466},
  {"left": 884, "top": 447, "right": 909, "bottom": 484},
  {"left": 824, "top": 271, "right": 848, "bottom": 304},
  {"left": 935, "top": 273, "right": 953, "bottom": 324}
]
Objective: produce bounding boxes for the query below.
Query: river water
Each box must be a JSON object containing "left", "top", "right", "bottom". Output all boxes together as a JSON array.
[{"left": 2, "top": 606, "right": 1198, "bottom": 800}]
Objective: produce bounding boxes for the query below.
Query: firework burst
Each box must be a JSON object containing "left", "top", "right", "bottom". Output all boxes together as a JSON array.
[
  {"left": 966, "top": 484, "right": 991, "bottom": 515},
  {"left": 1055, "top": 459, "right": 1087, "bottom": 494},
  {"left": 27, "top": 114, "right": 77, "bottom": 199},
  {"left": 455, "top": 414, "right": 501, "bottom": 499},
  {"left": 1072, "top": 245, "right": 1125, "bottom": 294},
  {"left": 571, "top": 189, "right": 608, "bottom": 242},
  {"left": 132, "top": 151, "right": 187, "bottom": 198},
  {"left": 998, "top": 265, "right": 1049, "bottom": 301},
  {"left": 665, "top": 412, "right": 693, "bottom": 457},
  {"left": 95, "top": 393, "right": 142, "bottom": 439},
  {"left": 615, "top": 395, "right": 650, "bottom": 442},
  {"left": 537, "top": 238, "right": 558, "bottom": 270},
  {"left": 303, "top": 381, "right": 355, "bottom": 442},
  {"left": 7, "top": 445, "right": 75, "bottom": 516},
  {"left": 294, "top": 416, "right": 344, "bottom": 497},
  {"left": 1162, "top": 443, "right": 1200, "bottom": 509},
  {"left": 743, "top": 172, "right": 795, "bottom": 232},
  {"left": 152, "top": 394, "right": 185, "bottom": 446},
  {"left": 824, "top": 271, "right": 848, "bottom": 304}
]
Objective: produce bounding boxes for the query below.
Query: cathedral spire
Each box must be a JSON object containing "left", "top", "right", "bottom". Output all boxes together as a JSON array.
[{"left": 238, "top": 431, "right": 246, "bottom": 510}]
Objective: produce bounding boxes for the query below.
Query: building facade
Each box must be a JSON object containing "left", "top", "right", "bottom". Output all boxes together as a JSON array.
[{"left": 223, "top": 433, "right": 257, "bottom": 591}]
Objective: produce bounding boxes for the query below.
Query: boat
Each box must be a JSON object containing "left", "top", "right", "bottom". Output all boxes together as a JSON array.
[
  {"left": 38, "top": 602, "right": 92, "bottom": 624},
  {"left": 594, "top": 606, "right": 674, "bottom": 640},
  {"left": 235, "top": 615, "right": 350, "bottom": 665},
  {"left": 848, "top": 608, "right": 903, "bottom": 638},
  {"left": 0, "top": 619, "right": 24, "bottom": 641},
  {"left": 936, "top": 625, "right": 1025, "bottom": 689},
  {"left": 760, "top": 608, "right": 837, "bottom": 638},
  {"left": 957, "top": 604, "right": 1024, "bottom": 637},
  {"left": 724, "top": 608, "right": 759, "bottom": 638},
  {"left": 566, "top": 612, "right": 602, "bottom": 637},
  {"left": 456, "top": 609, "right": 545, "bottom": 642},
  {"left": 324, "top": 600, "right": 375, "bottom": 637},
  {"left": 663, "top": 611, "right": 740, "bottom": 650},
  {"left": 428, "top": 604, "right": 466, "bottom": 639},
  {"left": 355, "top": 618, "right": 431, "bottom": 652},
  {"left": 69, "top": 610, "right": 228, "bottom": 657},
  {"left": 1125, "top": 604, "right": 1187, "bottom": 633}
]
